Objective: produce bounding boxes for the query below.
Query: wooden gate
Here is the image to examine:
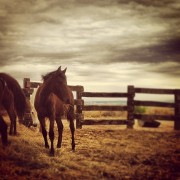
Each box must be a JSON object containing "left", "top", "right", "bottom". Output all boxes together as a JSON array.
[{"left": 23, "top": 78, "right": 180, "bottom": 130}]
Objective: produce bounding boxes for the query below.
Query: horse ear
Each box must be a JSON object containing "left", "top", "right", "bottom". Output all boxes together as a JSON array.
[
  {"left": 62, "top": 67, "right": 67, "bottom": 74},
  {"left": 57, "top": 66, "right": 61, "bottom": 71}
]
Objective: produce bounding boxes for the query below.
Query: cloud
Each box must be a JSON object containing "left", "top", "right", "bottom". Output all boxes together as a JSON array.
[
  {"left": 147, "top": 61, "right": 180, "bottom": 77},
  {"left": 0, "top": 0, "right": 180, "bottom": 92},
  {"left": 109, "top": 37, "right": 180, "bottom": 64}
]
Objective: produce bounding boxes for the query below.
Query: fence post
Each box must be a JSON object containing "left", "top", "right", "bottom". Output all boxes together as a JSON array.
[
  {"left": 127, "top": 85, "right": 135, "bottom": 129},
  {"left": 22, "top": 78, "right": 34, "bottom": 127},
  {"left": 76, "top": 86, "right": 84, "bottom": 129},
  {"left": 174, "top": 90, "right": 180, "bottom": 130},
  {"left": 23, "top": 78, "right": 31, "bottom": 99}
]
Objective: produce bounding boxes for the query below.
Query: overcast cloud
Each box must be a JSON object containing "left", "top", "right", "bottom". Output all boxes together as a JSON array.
[{"left": 0, "top": 0, "right": 180, "bottom": 100}]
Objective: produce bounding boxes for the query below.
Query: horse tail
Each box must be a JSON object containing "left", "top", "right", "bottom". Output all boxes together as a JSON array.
[
  {"left": 0, "top": 73, "right": 26, "bottom": 118},
  {"left": 0, "top": 78, "right": 6, "bottom": 102},
  {"left": 67, "top": 88, "right": 75, "bottom": 121}
]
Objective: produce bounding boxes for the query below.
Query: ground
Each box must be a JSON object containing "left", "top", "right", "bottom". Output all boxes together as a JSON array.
[{"left": 0, "top": 117, "right": 179, "bottom": 180}]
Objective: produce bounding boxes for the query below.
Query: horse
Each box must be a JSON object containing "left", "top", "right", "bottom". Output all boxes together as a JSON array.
[
  {"left": 0, "top": 78, "right": 8, "bottom": 146},
  {"left": 0, "top": 73, "right": 26, "bottom": 146},
  {"left": 34, "top": 66, "right": 75, "bottom": 156},
  {"left": 0, "top": 115, "right": 8, "bottom": 146}
]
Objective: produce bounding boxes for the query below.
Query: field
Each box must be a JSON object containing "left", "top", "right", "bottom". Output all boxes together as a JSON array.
[{"left": 0, "top": 108, "right": 180, "bottom": 179}]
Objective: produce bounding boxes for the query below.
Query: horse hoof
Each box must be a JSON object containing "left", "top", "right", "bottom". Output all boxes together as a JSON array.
[
  {"left": 2, "top": 140, "right": 10, "bottom": 148},
  {"left": 50, "top": 151, "right": 55, "bottom": 156},
  {"left": 72, "top": 147, "right": 75, "bottom": 152},
  {"left": 45, "top": 144, "right": 49, "bottom": 149},
  {"left": 72, "top": 144, "right": 75, "bottom": 151},
  {"left": 2, "top": 142, "right": 8, "bottom": 148},
  {"left": 9, "top": 132, "right": 16, "bottom": 136},
  {"left": 9, "top": 132, "right": 13, "bottom": 136},
  {"left": 57, "top": 144, "right": 61, "bottom": 148}
]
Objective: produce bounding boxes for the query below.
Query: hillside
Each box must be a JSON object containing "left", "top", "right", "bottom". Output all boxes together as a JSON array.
[{"left": 0, "top": 118, "right": 180, "bottom": 179}]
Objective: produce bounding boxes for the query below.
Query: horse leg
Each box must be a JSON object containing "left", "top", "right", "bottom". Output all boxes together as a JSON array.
[
  {"left": 0, "top": 116, "right": 8, "bottom": 146},
  {"left": 69, "top": 120, "right": 75, "bottom": 151},
  {"left": 13, "top": 113, "right": 17, "bottom": 135},
  {"left": 3, "top": 98, "right": 16, "bottom": 135},
  {"left": 56, "top": 117, "right": 63, "bottom": 148},
  {"left": 67, "top": 107, "right": 75, "bottom": 151},
  {"left": 38, "top": 115, "right": 49, "bottom": 148},
  {"left": 7, "top": 108, "right": 17, "bottom": 135},
  {"left": 3, "top": 89, "right": 17, "bottom": 135},
  {"left": 49, "top": 117, "right": 55, "bottom": 156}
]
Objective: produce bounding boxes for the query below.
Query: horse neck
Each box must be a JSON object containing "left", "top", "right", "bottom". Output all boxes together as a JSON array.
[
  {"left": 0, "top": 73, "right": 26, "bottom": 117},
  {"left": 40, "top": 81, "right": 69, "bottom": 104}
]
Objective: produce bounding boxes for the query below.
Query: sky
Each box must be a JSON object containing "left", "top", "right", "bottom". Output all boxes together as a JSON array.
[{"left": 0, "top": 0, "right": 180, "bottom": 101}]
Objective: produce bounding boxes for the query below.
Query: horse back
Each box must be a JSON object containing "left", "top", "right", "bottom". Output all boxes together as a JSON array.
[
  {"left": 0, "top": 73, "right": 26, "bottom": 118},
  {"left": 2, "top": 86, "right": 15, "bottom": 110},
  {"left": 34, "top": 84, "right": 64, "bottom": 117}
]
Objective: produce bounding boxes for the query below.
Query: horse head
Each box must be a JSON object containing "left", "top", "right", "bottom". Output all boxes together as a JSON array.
[{"left": 42, "top": 66, "right": 70, "bottom": 104}]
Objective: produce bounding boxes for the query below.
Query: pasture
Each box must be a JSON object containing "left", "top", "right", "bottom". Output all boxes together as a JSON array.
[{"left": 0, "top": 112, "right": 180, "bottom": 180}]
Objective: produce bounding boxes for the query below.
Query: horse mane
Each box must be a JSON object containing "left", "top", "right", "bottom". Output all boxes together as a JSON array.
[
  {"left": 42, "top": 67, "right": 67, "bottom": 82},
  {"left": 0, "top": 73, "right": 26, "bottom": 118},
  {"left": 42, "top": 70, "right": 56, "bottom": 82},
  {"left": 38, "top": 70, "right": 57, "bottom": 105}
]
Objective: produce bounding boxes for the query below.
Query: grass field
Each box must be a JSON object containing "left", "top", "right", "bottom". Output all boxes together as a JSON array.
[{"left": 0, "top": 107, "right": 180, "bottom": 179}]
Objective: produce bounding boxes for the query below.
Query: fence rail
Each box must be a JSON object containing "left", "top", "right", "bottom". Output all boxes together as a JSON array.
[
  {"left": 83, "top": 105, "right": 128, "bottom": 111},
  {"left": 134, "top": 100, "right": 175, "bottom": 108},
  {"left": 82, "top": 119, "right": 128, "bottom": 125},
  {"left": 135, "top": 87, "right": 175, "bottom": 94},
  {"left": 81, "top": 92, "right": 128, "bottom": 98},
  {"left": 23, "top": 78, "right": 180, "bottom": 130},
  {"left": 134, "top": 114, "right": 175, "bottom": 121}
]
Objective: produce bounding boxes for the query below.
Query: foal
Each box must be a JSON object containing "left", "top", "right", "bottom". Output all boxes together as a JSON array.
[{"left": 34, "top": 67, "right": 75, "bottom": 155}]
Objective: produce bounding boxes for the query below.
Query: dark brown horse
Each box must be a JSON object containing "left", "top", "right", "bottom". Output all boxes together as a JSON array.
[
  {"left": 0, "top": 78, "right": 8, "bottom": 146},
  {"left": 0, "top": 73, "right": 26, "bottom": 146},
  {"left": 34, "top": 66, "right": 75, "bottom": 156}
]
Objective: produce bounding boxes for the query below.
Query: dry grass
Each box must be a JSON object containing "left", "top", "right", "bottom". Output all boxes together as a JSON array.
[
  {"left": 84, "top": 107, "right": 174, "bottom": 119},
  {"left": 84, "top": 111, "right": 127, "bottom": 119},
  {"left": 0, "top": 107, "right": 180, "bottom": 179},
  {"left": 146, "top": 107, "right": 174, "bottom": 115}
]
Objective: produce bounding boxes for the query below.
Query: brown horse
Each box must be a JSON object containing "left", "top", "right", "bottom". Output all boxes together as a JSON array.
[
  {"left": 34, "top": 66, "right": 75, "bottom": 156},
  {"left": 0, "top": 78, "right": 8, "bottom": 146},
  {"left": 0, "top": 73, "right": 26, "bottom": 146}
]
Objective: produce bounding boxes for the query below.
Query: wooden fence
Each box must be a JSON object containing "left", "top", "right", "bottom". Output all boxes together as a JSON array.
[{"left": 23, "top": 78, "right": 180, "bottom": 130}]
